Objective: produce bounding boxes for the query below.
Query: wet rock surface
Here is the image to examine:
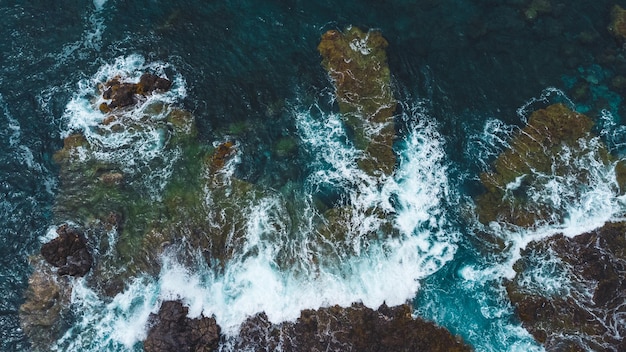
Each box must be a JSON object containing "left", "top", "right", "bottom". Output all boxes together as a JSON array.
[
  {"left": 19, "top": 258, "right": 72, "bottom": 351},
  {"left": 144, "top": 300, "right": 220, "bottom": 352},
  {"left": 318, "top": 26, "right": 397, "bottom": 176},
  {"left": 40, "top": 224, "right": 92, "bottom": 277},
  {"left": 475, "top": 103, "right": 624, "bottom": 227},
  {"left": 100, "top": 73, "right": 172, "bottom": 112},
  {"left": 506, "top": 221, "right": 626, "bottom": 351},
  {"left": 233, "top": 303, "right": 471, "bottom": 352}
]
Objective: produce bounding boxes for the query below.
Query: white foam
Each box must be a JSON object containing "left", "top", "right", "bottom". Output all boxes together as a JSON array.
[
  {"left": 54, "top": 277, "right": 158, "bottom": 351},
  {"left": 93, "top": 0, "right": 107, "bottom": 12}
]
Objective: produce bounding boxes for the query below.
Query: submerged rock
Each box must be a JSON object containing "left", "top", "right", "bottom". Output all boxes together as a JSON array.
[
  {"left": 40, "top": 224, "right": 92, "bottom": 277},
  {"left": 506, "top": 221, "right": 626, "bottom": 351},
  {"left": 144, "top": 300, "right": 220, "bottom": 352},
  {"left": 608, "top": 5, "right": 626, "bottom": 42},
  {"left": 476, "top": 104, "right": 624, "bottom": 227},
  {"left": 318, "top": 26, "right": 397, "bottom": 176},
  {"left": 234, "top": 303, "right": 470, "bottom": 352}
]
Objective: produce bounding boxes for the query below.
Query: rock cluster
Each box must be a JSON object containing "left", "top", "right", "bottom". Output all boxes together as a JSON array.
[
  {"left": 506, "top": 222, "right": 626, "bottom": 351},
  {"left": 40, "top": 224, "right": 92, "bottom": 277},
  {"left": 144, "top": 301, "right": 220, "bottom": 352}
]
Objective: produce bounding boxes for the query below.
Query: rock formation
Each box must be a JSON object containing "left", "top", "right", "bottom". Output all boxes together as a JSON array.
[
  {"left": 144, "top": 300, "right": 220, "bottom": 352},
  {"left": 99, "top": 73, "right": 172, "bottom": 112},
  {"left": 506, "top": 221, "right": 626, "bottom": 351},
  {"left": 318, "top": 26, "right": 397, "bottom": 176},
  {"left": 234, "top": 303, "right": 471, "bottom": 352},
  {"left": 19, "top": 258, "right": 72, "bottom": 351},
  {"left": 40, "top": 224, "right": 92, "bottom": 277},
  {"left": 476, "top": 103, "right": 626, "bottom": 227}
]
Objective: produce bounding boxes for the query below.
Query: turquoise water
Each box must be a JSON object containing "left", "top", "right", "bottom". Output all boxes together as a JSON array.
[{"left": 3, "top": 1, "right": 626, "bottom": 351}]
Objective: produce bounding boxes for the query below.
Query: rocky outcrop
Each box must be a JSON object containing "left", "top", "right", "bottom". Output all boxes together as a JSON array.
[
  {"left": 99, "top": 73, "right": 172, "bottom": 112},
  {"left": 234, "top": 303, "right": 471, "bottom": 352},
  {"left": 144, "top": 300, "right": 220, "bottom": 352},
  {"left": 506, "top": 222, "right": 626, "bottom": 351},
  {"left": 40, "top": 224, "right": 92, "bottom": 277},
  {"left": 476, "top": 104, "right": 625, "bottom": 227},
  {"left": 318, "top": 26, "right": 397, "bottom": 176}
]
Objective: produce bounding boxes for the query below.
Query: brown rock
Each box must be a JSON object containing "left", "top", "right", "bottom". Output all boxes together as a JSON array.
[
  {"left": 100, "top": 73, "right": 172, "bottom": 111},
  {"left": 40, "top": 224, "right": 92, "bottom": 277},
  {"left": 234, "top": 303, "right": 470, "bottom": 352},
  {"left": 144, "top": 300, "right": 220, "bottom": 352},
  {"left": 506, "top": 222, "right": 626, "bottom": 351}
]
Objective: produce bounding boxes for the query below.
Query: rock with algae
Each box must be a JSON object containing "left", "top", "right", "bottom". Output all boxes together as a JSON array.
[
  {"left": 506, "top": 221, "right": 626, "bottom": 351},
  {"left": 476, "top": 103, "right": 626, "bottom": 227},
  {"left": 19, "top": 257, "right": 72, "bottom": 352},
  {"left": 318, "top": 26, "right": 397, "bottom": 176}
]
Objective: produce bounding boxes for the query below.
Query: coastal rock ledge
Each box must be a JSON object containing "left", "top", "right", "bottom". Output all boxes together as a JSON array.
[{"left": 143, "top": 302, "right": 471, "bottom": 352}]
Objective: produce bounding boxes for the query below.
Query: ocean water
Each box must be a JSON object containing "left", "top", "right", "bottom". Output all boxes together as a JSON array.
[{"left": 3, "top": 0, "right": 626, "bottom": 351}]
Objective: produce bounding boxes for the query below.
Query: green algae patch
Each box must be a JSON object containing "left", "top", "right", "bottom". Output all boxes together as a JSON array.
[
  {"left": 476, "top": 104, "right": 625, "bottom": 227},
  {"left": 318, "top": 26, "right": 397, "bottom": 176}
]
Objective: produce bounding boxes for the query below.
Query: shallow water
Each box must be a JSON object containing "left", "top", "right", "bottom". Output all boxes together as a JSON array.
[{"left": 3, "top": 0, "right": 626, "bottom": 351}]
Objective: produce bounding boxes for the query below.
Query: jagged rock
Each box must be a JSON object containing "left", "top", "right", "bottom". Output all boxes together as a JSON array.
[
  {"left": 234, "top": 303, "right": 470, "bottom": 352},
  {"left": 19, "top": 257, "right": 72, "bottom": 351},
  {"left": 608, "top": 5, "right": 626, "bottom": 42},
  {"left": 40, "top": 224, "right": 92, "bottom": 277},
  {"left": 318, "top": 26, "right": 397, "bottom": 176},
  {"left": 100, "top": 73, "right": 172, "bottom": 111},
  {"left": 506, "top": 221, "right": 626, "bottom": 351},
  {"left": 144, "top": 300, "right": 220, "bottom": 352}
]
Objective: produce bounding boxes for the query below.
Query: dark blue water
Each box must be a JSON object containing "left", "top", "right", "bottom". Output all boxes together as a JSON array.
[{"left": 3, "top": 1, "right": 626, "bottom": 351}]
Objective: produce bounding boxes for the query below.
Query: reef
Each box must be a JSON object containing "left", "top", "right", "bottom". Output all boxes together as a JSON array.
[
  {"left": 506, "top": 221, "right": 626, "bottom": 351},
  {"left": 476, "top": 103, "right": 625, "bottom": 227},
  {"left": 318, "top": 26, "right": 397, "bottom": 176}
]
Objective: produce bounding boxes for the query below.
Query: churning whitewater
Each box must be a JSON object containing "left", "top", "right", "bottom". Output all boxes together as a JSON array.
[
  {"left": 50, "top": 57, "right": 461, "bottom": 351},
  {"left": 8, "top": 2, "right": 626, "bottom": 351}
]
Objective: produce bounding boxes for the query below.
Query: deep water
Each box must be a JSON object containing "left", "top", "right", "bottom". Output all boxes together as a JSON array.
[{"left": 3, "top": 0, "right": 626, "bottom": 351}]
